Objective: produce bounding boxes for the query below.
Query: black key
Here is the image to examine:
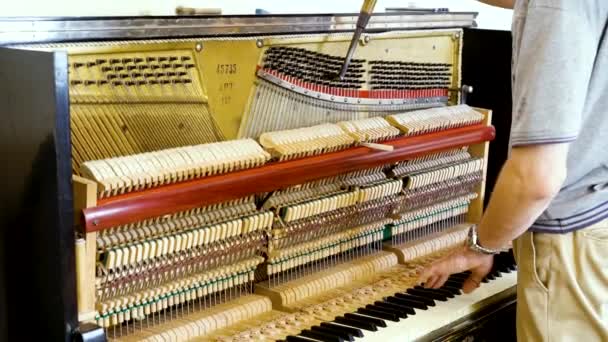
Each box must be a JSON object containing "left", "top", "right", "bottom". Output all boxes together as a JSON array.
[
  {"left": 446, "top": 276, "right": 466, "bottom": 284},
  {"left": 367, "top": 303, "right": 407, "bottom": 318},
  {"left": 301, "top": 329, "right": 344, "bottom": 342},
  {"left": 407, "top": 288, "right": 448, "bottom": 301},
  {"left": 498, "top": 265, "right": 512, "bottom": 273},
  {"left": 440, "top": 284, "right": 462, "bottom": 295},
  {"left": 312, "top": 325, "right": 354, "bottom": 341},
  {"left": 387, "top": 295, "right": 427, "bottom": 310},
  {"left": 496, "top": 258, "right": 511, "bottom": 272},
  {"left": 286, "top": 336, "right": 314, "bottom": 342},
  {"left": 447, "top": 281, "right": 466, "bottom": 289},
  {"left": 414, "top": 286, "right": 455, "bottom": 298},
  {"left": 321, "top": 322, "right": 363, "bottom": 338},
  {"left": 426, "top": 287, "right": 456, "bottom": 298},
  {"left": 334, "top": 316, "right": 377, "bottom": 331},
  {"left": 395, "top": 293, "right": 434, "bottom": 307},
  {"left": 448, "top": 276, "right": 469, "bottom": 284},
  {"left": 444, "top": 279, "right": 464, "bottom": 289},
  {"left": 449, "top": 274, "right": 469, "bottom": 282},
  {"left": 447, "top": 272, "right": 467, "bottom": 279},
  {"left": 451, "top": 271, "right": 471, "bottom": 278},
  {"left": 345, "top": 313, "right": 387, "bottom": 328},
  {"left": 376, "top": 300, "right": 414, "bottom": 315},
  {"left": 357, "top": 307, "right": 399, "bottom": 322}
]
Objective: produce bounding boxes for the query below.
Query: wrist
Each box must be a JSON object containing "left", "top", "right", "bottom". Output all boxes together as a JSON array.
[{"left": 477, "top": 225, "right": 507, "bottom": 250}]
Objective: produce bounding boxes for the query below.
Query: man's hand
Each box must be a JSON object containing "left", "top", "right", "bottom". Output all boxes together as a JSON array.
[{"left": 418, "top": 247, "right": 494, "bottom": 293}]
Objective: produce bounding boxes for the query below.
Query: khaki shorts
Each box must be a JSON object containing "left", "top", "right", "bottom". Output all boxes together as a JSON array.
[{"left": 513, "top": 219, "right": 608, "bottom": 342}]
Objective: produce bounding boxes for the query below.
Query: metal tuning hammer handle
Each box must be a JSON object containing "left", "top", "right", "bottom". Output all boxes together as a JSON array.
[{"left": 338, "top": 0, "right": 377, "bottom": 80}]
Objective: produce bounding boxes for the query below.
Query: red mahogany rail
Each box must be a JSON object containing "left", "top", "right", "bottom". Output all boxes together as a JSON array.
[{"left": 83, "top": 124, "right": 495, "bottom": 232}]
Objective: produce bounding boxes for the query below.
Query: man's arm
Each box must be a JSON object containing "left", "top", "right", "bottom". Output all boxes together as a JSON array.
[
  {"left": 477, "top": 143, "right": 568, "bottom": 249},
  {"left": 421, "top": 0, "right": 598, "bottom": 293},
  {"left": 419, "top": 143, "right": 568, "bottom": 293},
  {"left": 477, "top": 0, "right": 514, "bottom": 9}
]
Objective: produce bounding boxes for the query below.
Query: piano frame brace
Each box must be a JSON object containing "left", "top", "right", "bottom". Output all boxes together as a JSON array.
[
  {"left": 0, "top": 13, "right": 477, "bottom": 46},
  {"left": 82, "top": 122, "right": 495, "bottom": 232}
]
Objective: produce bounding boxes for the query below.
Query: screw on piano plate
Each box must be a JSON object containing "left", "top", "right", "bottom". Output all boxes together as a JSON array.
[
  {"left": 195, "top": 42, "right": 203, "bottom": 52},
  {"left": 363, "top": 35, "right": 371, "bottom": 45},
  {"left": 256, "top": 39, "right": 264, "bottom": 48}
]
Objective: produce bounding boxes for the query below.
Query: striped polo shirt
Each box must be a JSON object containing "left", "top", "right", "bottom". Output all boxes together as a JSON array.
[{"left": 510, "top": 0, "right": 608, "bottom": 233}]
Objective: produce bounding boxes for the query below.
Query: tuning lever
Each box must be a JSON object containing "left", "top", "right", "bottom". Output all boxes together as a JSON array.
[{"left": 335, "top": 0, "right": 378, "bottom": 80}]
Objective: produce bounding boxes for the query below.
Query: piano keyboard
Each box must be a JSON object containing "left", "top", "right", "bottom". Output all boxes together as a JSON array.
[{"left": 285, "top": 252, "right": 516, "bottom": 342}]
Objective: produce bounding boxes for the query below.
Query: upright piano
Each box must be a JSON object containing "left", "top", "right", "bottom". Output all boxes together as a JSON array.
[{"left": 0, "top": 11, "right": 514, "bottom": 342}]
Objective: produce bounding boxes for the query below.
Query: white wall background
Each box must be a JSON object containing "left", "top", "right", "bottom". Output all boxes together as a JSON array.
[{"left": 3, "top": 0, "right": 512, "bottom": 31}]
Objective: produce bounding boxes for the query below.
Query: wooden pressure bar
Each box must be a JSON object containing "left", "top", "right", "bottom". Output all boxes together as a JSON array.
[{"left": 83, "top": 124, "right": 495, "bottom": 232}]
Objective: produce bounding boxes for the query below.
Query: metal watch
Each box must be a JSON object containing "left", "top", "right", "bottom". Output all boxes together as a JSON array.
[{"left": 466, "top": 225, "right": 502, "bottom": 255}]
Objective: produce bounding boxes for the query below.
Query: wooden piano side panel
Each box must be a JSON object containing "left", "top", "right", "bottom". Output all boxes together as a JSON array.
[
  {"left": 467, "top": 107, "right": 493, "bottom": 224},
  {"left": 72, "top": 175, "right": 98, "bottom": 323}
]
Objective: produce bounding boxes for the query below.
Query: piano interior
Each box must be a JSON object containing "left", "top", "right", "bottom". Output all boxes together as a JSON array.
[{"left": 0, "top": 12, "right": 516, "bottom": 342}]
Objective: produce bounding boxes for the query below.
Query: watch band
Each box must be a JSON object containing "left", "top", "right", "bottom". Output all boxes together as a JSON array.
[{"left": 466, "top": 225, "right": 503, "bottom": 255}]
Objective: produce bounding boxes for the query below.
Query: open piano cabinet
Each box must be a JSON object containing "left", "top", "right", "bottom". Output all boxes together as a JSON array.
[{"left": 0, "top": 14, "right": 513, "bottom": 342}]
